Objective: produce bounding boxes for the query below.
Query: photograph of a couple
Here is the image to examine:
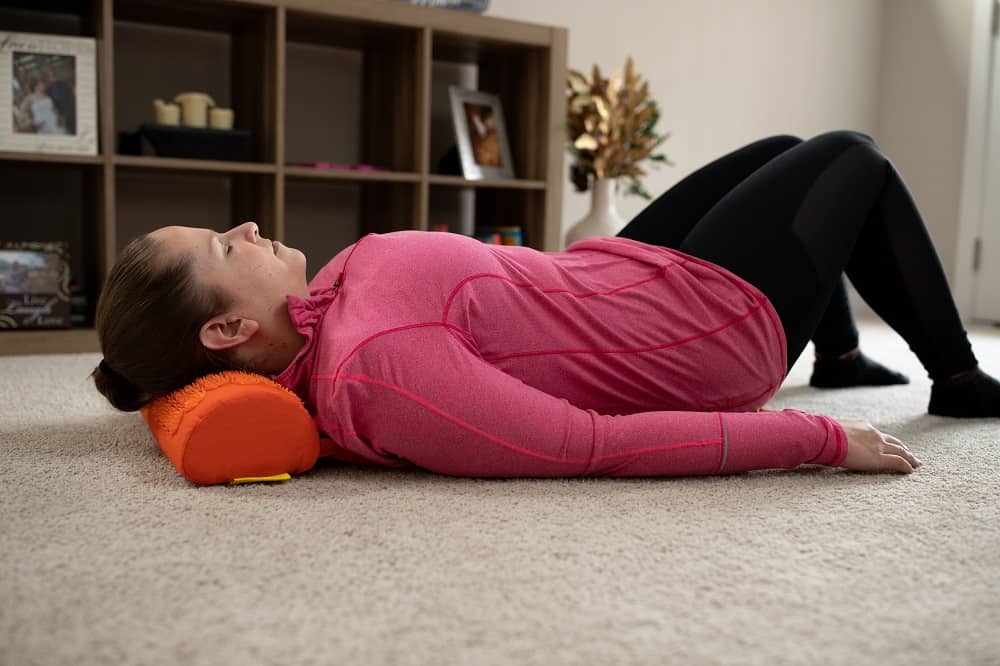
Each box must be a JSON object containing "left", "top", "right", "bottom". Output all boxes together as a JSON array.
[{"left": 11, "top": 51, "right": 75, "bottom": 136}]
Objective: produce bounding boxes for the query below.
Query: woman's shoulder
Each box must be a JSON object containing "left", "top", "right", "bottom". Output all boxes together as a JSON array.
[{"left": 345, "top": 230, "right": 495, "bottom": 275}]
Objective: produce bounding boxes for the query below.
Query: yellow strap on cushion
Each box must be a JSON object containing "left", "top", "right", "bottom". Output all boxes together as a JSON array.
[{"left": 229, "top": 473, "right": 292, "bottom": 486}]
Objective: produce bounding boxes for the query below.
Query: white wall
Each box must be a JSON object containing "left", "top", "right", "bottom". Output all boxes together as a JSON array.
[
  {"left": 954, "top": 0, "right": 997, "bottom": 321},
  {"left": 877, "top": 0, "right": 975, "bottom": 289},
  {"left": 487, "top": 0, "right": 884, "bottom": 243}
]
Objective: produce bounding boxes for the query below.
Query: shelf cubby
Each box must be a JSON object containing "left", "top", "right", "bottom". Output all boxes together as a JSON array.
[
  {"left": 112, "top": 0, "right": 277, "bottom": 163},
  {"left": 428, "top": 184, "right": 545, "bottom": 248},
  {"left": 284, "top": 10, "right": 424, "bottom": 174},
  {"left": 0, "top": 160, "right": 103, "bottom": 328},
  {"left": 430, "top": 31, "right": 552, "bottom": 182}
]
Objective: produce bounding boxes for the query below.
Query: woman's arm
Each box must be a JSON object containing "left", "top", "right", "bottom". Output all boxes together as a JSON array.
[{"left": 327, "top": 326, "right": 917, "bottom": 477}]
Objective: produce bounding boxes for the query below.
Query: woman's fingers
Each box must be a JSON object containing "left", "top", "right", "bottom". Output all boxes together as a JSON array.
[
  {"left": 883, "top": 453, "right": 915, "bottom": 474},
  {"left": 878, "top": 431, "right": 923, "bottom": 468},
  {"left": 882, "top": 441, "right": 922, "bottom": 469}
]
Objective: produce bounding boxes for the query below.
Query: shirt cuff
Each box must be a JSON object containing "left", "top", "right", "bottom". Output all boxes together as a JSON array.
[{"left": 809, "top": 416, "right": 848, "bottom": 467}]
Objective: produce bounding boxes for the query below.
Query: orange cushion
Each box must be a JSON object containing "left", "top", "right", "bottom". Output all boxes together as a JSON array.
[{"left": 141, "top": 372, "right": 321, "bottom": 486}]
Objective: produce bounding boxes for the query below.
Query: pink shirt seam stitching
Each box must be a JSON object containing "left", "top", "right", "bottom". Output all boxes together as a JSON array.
[
  {"left": 333, "top": 372, "right": 723, "bottom": 465},
  {"left": 482, "top": 301, "right": 765, "bottom": 362},
  {"left": 322, "top": 321, "right": 473, "bottom": 386},
  {"left": 440, "top": 263, "right": 682, "bottom": 325}
]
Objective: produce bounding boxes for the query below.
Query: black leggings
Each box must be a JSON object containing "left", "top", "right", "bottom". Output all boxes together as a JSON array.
[{"left": 616, "top": 130, "right": 977, "bottom": 381}]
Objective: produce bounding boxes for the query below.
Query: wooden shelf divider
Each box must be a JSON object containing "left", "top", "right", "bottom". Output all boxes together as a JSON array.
[
  {"left": 113, "top": 155, "right": 277, "bottom": 174},
  {"left": 427, "top": 174, "right": 547, "bottom": 190},
  {"left": 273, "top": 5, "right": 287, "bottom": 242},
  {"left": 284, "top": 166, "right": 422, "bottom": 183},
  {"left": 0, "top": 329, "right": 100, "bottom": 356},
  {"left": 0, "top": 151, "right": 104, "bottom": 165}
]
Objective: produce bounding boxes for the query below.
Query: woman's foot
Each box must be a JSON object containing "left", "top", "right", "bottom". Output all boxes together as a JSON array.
[
  {"left": 929, "top": 366, "right": 1000, "bottom": 417},
  {"left": 809, "top": 347, "right": 910, "bottom": 389}
]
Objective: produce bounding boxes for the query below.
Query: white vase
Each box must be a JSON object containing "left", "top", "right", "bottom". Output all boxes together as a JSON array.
[{"left": 565, "top": 177, "right": 625, "bottom": 248}]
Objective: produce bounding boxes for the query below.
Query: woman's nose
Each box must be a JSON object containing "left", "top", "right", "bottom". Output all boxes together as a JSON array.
[{"left": 235, "top": 221, "right": 259, "bottom": 241}]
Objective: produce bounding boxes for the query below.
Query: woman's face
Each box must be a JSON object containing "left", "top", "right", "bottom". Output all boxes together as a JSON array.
[{"left": 151, "top": 222, "right": 310, "bottom": 321}]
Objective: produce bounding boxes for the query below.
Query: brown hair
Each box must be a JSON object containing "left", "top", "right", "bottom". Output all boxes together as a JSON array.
[{"left": 91, "top": 233, "right": 236, "bottom": 411}]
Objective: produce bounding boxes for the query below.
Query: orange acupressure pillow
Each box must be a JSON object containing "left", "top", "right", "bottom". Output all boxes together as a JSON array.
[{"left": 140, "top": 371, "right": 321, "bottom": 486}]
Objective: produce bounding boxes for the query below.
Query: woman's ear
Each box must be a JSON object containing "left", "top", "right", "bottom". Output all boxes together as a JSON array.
[{"left": 199, "top": 315, "right": 260, "bottom": 351}]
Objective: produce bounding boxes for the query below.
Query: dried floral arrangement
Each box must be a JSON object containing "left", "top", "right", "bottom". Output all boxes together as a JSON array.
[{"left": 566, "top": 56, "right": 673, "bottom": 200}]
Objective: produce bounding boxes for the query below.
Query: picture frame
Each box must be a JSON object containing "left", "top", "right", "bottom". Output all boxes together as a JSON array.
[
  {"left": 448, "top": 86, "right": 514, "bottom": 180},
  {"left": 0, "top": 31, "right": 98, "bottom": 156},
  {"left": 0, "top": 241, "right": 72, "bottom": 330}
]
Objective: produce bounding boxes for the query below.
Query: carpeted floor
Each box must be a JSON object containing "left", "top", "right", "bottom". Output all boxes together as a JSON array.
[{"left": 2, "top": 318, "right": 1000, "bottom": 666}]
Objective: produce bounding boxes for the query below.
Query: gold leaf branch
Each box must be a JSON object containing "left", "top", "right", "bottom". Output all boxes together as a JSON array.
[{"left": 566, "top": 56, "right": 674, "bottom": 200}]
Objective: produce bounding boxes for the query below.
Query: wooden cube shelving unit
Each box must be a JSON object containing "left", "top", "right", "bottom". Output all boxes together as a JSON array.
[{"left": 0, "top": 0, "right": 567, "bottom": 355}]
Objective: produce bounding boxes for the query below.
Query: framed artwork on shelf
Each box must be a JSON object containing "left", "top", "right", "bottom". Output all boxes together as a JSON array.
[
  {"left": 0, "top": 241, "right": 72, "bottom": 329},
  {"left": 0, "top": 31, "right": 98, "bottom": 156},
  {"left": 448, "top": 86, "right": 514, "bottom": 180}
]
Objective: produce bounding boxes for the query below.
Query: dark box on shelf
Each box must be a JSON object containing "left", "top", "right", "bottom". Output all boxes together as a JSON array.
[
  {"left": 0, "top": 241, "right": 72, "bottom": 330},
  {"left": 140, "top": 123, "right": 252, "bottom": 162}
]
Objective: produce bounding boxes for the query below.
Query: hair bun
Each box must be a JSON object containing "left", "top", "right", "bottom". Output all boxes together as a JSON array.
[{"left": 92, "top": 359, "right": 151, "bottom": 412}]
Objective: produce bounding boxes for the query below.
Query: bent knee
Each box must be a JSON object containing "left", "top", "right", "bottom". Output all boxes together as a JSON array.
[
  {"left": 770, "top": 133, "right": 804, "bottom": 145},
  {"left": 814, "top": 129, "right": 878, "bottom": 148},
  {"left": 805, "top": 130, "right": 886, "bottom": 169}
]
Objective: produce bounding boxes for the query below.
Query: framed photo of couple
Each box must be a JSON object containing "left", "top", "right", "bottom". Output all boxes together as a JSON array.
[{"left": 0, "top": 31, "right": 98, "bottom": 156}]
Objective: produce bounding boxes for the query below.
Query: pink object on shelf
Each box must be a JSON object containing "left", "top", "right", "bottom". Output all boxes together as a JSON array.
[{"left": 286, "top": 161, "right": 389, "bottom": 172}]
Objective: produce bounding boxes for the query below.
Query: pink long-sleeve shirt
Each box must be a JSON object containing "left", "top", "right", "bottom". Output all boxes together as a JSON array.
[{"left": 273, "top": 231, "right": 847, "bottom": 477}]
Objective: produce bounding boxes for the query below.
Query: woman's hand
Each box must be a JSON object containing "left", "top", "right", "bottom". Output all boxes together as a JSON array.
[{"left": 837, "top": 418, "right": 923, "bottom": 473}]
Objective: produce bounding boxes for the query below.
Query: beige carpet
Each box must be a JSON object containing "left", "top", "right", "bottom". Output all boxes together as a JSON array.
[{"left": 2, "top": 318, "right": 1000, "bottom": 666}]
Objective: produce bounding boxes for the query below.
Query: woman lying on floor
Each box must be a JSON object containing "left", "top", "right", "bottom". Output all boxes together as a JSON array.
[{"left": 93, "top": 131, "right": 1000, "bottom": 478}]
